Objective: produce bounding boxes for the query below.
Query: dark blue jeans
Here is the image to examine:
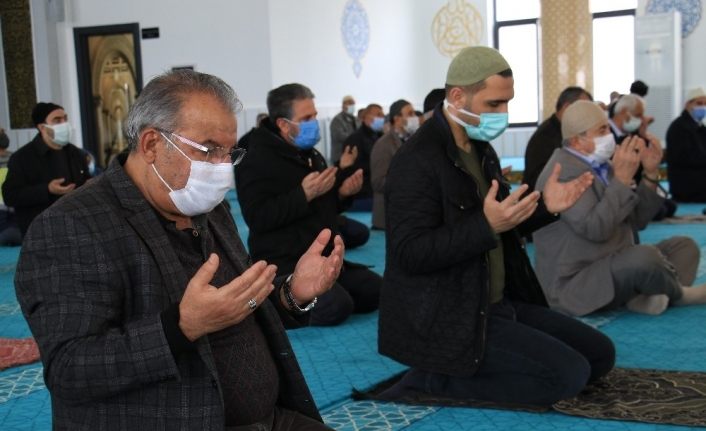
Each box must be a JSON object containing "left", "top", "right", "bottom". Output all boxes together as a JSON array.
[{"left": 401, "top": 300, "right": 615, "bottom": 406}]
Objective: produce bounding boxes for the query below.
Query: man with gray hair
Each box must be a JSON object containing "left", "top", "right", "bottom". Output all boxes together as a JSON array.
[
  {"left": 15, "top": 70, "right": 339, "bottom": 429},
  {"left": 534, "top": 100, "right": 706, "bottom": 317},
  {"left": 610, "top": 93, "right": 677, "bottom": 220}
]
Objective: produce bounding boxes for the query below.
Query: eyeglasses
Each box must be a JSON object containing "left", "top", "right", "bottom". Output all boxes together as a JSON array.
[{"left": 160, "top": 130, "right": 246, "bottom": 166}]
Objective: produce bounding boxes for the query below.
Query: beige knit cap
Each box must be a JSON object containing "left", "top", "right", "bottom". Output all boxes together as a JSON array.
[
  {"left": 686, "top": 87, "right": 706, "bottom": 102},
  {"left": 446, "top": 46, "right": 510, "bottom": 86},
  {"left": 561, "top": 100, "right": 607, "bottom": 139}
]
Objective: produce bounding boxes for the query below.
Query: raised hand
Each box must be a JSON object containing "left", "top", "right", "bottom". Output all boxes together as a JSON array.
[
  {"left": 483, "top": 181, "right": 540, "bottom": 233},
  {"left": 338, "top": 168, "right": 363, "bottom": 198},
  {"left": 640, "top": 133, "right": 663, "bottom": 176},
  {"left": 289, "top": 229, "right": 343, "bottom": 306},
  {"left": 542, "top": 163, "right": 594, "bottom": 214},
  {"left": 613, "top": 135, "right": 643, "bottom": 186},
  {"left": 301, "top": 166, "right": 338, "bottom": 202},
  {"left": 178, "top": 255, "right": 277, "bottom": 341},
  {"left": 339, "top": 145, "right": 358, "bottom": 169}
]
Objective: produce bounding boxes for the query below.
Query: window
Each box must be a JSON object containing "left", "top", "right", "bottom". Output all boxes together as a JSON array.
[
  {"left": 591, "top": 0, "right": 637, "bottom": 103},
  {"left": 494, "top": 0, "right": 540, "bottom": 126}
]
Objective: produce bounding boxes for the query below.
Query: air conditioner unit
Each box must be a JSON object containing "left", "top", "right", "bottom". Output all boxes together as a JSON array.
[{"left": 634, "top": 11, "right": 682, "bottom": 143}]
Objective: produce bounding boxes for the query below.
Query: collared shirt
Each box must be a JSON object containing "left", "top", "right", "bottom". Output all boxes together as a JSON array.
[
  {"left": 608, "top": 119, "right": 625, "bottom": 138},
  {"left": 158, "top": 213, "right": 280, "bottom": 427},
  {"left": 565, "top": 147, "right": 611, "bottom": 185}
]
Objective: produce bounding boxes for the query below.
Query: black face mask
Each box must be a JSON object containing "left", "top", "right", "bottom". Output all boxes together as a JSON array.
[{"left": 0, "top": 132, "right": 9, "bottom": 150}]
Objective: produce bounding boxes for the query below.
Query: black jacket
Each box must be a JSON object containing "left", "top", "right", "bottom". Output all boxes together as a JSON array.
[
  {"left": 524, "top": 114, "right": 562, "bottom": 192},
  {"left": 666, "top": 110, "right": 706, "bottom": 202},
  {"left": 2, "top": 133, "right": 90, "bottom": 235},
  {"left": 236, "top": 120, "right": 352, "bottom": 274},
  {"left": 343, "top": 124, "right": 382, "bottom": 198},
  {"left": 379, "top": 107, "right": 550, "bottom": 377}
]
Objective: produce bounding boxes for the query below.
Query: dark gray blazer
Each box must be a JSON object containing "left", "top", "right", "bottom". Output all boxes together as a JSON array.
[
  {"left": 533, "top": 148, "right": 663, "bottom": 316},
  {"left": 15, "top": 156, "right": 320, "bottom": 430}
]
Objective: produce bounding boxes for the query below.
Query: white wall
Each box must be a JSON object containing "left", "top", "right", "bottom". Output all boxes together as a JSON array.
[
  {"left": 268, "top": 0, "right": 487, "bottom": 113},
  {"left": 37, "top": 0, "right": 273, "bottom": 147},
  {"left": 637, "top": 0, "right": 706, "bottom": 104}
]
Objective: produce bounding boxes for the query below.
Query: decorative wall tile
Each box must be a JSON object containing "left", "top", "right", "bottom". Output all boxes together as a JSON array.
[
  {"left": 341, "top": 0, "right": 370, "bottom": 78},
  {"left": 431, "top": 0, "right": 484, "bottom": 58},
  {"left": 646, "top": 0, "right": 702, "bottom": 38}
]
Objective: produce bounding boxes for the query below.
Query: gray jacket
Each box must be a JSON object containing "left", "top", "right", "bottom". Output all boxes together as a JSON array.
[
  {"left": 370, "top": 131, "right": 403, "bottom": 229},
  {"left": 329, "top": 111, "right": 357, "bottom": 162},
  {"left": 533, "top": 148, "right": 663, "bottom": 316}
]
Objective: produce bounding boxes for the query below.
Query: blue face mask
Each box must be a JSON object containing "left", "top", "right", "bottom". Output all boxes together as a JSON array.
[
  {"left": 371, "top": 116, "right": 385, "bottom": 132},
  {"left": 286, "top": 119, "right": 320, "bottom": 150},
  {"left": 692, "top": 106, "right": 706, "bottom": 122},
  {"left": 444, "top": 100, "right": 508, "bottom": 141}
]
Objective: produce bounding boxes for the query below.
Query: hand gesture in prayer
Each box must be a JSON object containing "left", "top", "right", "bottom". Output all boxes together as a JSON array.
[
  {"left": 288, "top": 229, "right": 344, "bottom": 307},
  {"left": 483, "top": 182, "right": 540, "bottom": 233},
  {"left": 339, "top": 145, "right": 358, "bottom": 169},
  {"left": 48, "top": 178, "right": 76, "bottom": 195},
  {"left": 338, "top": 169, "right": 363, "bottom": 198},
  {"left": 178, "top": 256, "right": 278, "bottom": 341},
  {"left": 542, "top": 163, "right": 594, "bottom": 214},
  {"left": 640, "top": 133, "right": 663, "bottom": 177},
  {"left": 613, "top": 135, "right": 643, "bottom": 186},
  {"left": 301, "top": 166, "right": 337, "bottom": 202}
]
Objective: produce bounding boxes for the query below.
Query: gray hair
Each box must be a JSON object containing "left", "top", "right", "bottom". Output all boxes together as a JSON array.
[
  {"left": 561, "top": 131, "right": 586, "bottom": 148},
  {"left": 613, "top": 94, "right": 643, "bottom": 116},
  {"left": 124, "top": 69, "right": 242, "bottom": 151},
  {"left": 266, "top": 83, "right": 315, "bottom": 121}
]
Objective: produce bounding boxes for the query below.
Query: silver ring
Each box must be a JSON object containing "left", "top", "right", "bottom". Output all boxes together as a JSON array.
[{"left": 248, "top": 298, "right": 257, "bottom": 310}]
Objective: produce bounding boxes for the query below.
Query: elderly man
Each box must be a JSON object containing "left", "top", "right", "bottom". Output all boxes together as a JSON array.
[
  {"left": 666, "top": 87, "right": 706, "bottom": 202},
  {"left": 534, "top": 101, "right": 706, "bottom": 317},
  {"left": 16, "top": 70, "right": 340, "bottom": 430},
  {"left": 379, "top": 46, "right": 615, "bottom": 407},
  {"left": 329, "top": 95, "right": 357, "bottom": 163},
  {"left": 236, "top": 83, "right": 380, "bottom": 327},
  {"left": 609, "top": 94, "right": 676, "bottom": 219},
  {"left": 3, "top": 102, "right": 90, "bottom": 236},
  {"left": 370, "top": 99, "right": 417, "bottom": 229},
  {"left": 524, "top": 86, "right": 592, "bottom": 192}
]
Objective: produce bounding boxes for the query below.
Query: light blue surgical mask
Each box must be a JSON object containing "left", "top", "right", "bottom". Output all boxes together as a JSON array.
[
  {"left": 692, "top": 106, "right": 706, "bottom": 122},
  {"left": 371, "top": 116, "right": 385, "bottom": 132},
  {"left": 285, "top": 118, "right": 320, "bottom": 150},
  {"left": 444, "top": 100, "right": 508, "bottom": 141},
  {"left": 622, "top": 115, "right": 642, "bottom": 133}
]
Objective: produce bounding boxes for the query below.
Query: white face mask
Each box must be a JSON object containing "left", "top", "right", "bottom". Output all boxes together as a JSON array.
[
  {"left": 590, "top": 133, "right": 616, "bottom": 164},
  {"left": 404, "top": 116, "right": 420, "bottom": 134},
  {"left": 622, "top": 115, "right": 642, "bottom": 133},
  {"left": 152, "top": 133, "right": 235, "bottom": 216},
  {"left": 46, "top": 122, "right": 71, "bottom": 146},
  {"left": 346, "top": 104, "right": 356, "bottom": 115}
]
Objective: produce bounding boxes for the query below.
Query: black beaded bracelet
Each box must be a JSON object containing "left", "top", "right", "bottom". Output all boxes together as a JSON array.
[{"left": 283, "top": 274, "right": 317, "bottom": 314}]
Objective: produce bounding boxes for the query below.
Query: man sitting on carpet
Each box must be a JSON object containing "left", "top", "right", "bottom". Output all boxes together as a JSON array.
[
  {"left": 378, "top": 46, "right": 615, "bottom": 407},
  {"left": 236, "top": 83, "right": 381, "bottom": 326},
  {"left": 534, "top": 100, "right": 706, "bottom": 316},
  {"left": 15, "top": 70, "right": 339, "bottom": 430}
]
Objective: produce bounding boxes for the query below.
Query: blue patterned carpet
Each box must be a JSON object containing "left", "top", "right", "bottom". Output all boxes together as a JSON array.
[{"left": 0, "top": 193, "right": 705, "bottom": 430}]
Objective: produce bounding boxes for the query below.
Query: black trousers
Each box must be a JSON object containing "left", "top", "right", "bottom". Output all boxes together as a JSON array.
[
  {"left": 397, "top": 300, "right": 615, "bottom": 406},
  {"left": 309, "top": 263, "right": 381, "bottom": 326}
]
